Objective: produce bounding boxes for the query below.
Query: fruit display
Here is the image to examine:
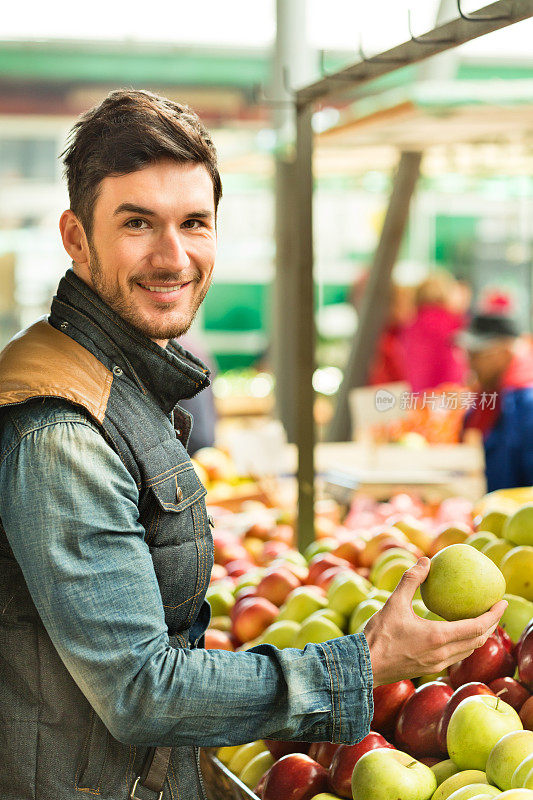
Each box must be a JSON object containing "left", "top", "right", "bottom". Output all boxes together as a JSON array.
[{"left": 198, "top": 460, "right": 533, "bottom": 799}]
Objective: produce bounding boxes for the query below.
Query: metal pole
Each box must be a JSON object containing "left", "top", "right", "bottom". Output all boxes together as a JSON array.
[
  {"left": 272, "top": 0, "right": 314, "bottom": 442},
  {"left": 327, "top": 151, "right": 423, "bottom": 442},
  {"left": 294, "top": 103, "right": 316, "bottom": 551}
]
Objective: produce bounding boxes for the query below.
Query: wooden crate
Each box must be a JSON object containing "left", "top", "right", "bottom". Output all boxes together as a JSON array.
[{"left": 200, "top": 749, "right": 260, "bottom": 800}]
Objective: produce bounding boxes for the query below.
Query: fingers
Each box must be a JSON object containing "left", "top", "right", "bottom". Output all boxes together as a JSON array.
[
  {"left": 441, "top": 598, "right": 509, "bottom": 644},
  {"left": 393, "top": 557, "right": 431, "bottom": 602}
]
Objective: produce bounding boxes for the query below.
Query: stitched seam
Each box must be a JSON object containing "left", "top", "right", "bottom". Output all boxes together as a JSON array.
[
  {"left": 53, "top": 297, "right": 148, "bottom": 395},
  {"left": 145, "top": 461, "right": 193, "bottom": 485},
  {"left": 320, "top": 645, "right": 338, "bottom": 741},
  {"left": 325, "top": 642, "right": 342, "bottom": 737},
  {"left": 0, "top": 418, "right": 100, "bottom": 468},
  {"left": 62, "top": 276, "right": 201, "bottom": 387},
  {"left": 186, "top": 502, "right": 203, "bottom": 628},
  {"left": 169, "top": 760, "right": 180, "bottom": 800},
  {"left": 195, "top": 503, "right": 209, "bottom": 623}
]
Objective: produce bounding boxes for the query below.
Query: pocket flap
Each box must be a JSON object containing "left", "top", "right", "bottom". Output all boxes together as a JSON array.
[{"left": 148, "top": 465, "right": 207, "bottom": 512}]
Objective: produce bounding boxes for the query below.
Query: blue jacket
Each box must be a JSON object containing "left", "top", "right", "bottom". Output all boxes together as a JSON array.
[
  {"left": 0, "top": 270, "right": 373, "bottom": 800},
  {"left": 483, "top": 385, "right": 533, "bottom": 493}
]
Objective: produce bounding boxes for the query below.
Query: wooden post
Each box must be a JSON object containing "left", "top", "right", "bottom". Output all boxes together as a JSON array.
[{"left": 327, "top": 151, "right": 423, "bottom": 442}]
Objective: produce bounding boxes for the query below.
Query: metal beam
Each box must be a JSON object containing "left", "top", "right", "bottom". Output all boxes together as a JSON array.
[
  {"left": 327, "top": 151, "right": 423, "bottom": 442},
  {"left": 294, "top": 104, "right": 316, "bottom": 552},
  {"left": 295, "top": 0, "right": 533, "bottom": 108}
]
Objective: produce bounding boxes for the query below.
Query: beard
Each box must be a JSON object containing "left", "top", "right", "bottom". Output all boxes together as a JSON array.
[{"left": 87, "top": 242, "right": 209, "bottom": 342}]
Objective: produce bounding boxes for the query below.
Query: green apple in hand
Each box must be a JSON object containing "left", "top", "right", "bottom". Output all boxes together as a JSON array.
[
  {"left": 431, "top": 769, "right": 489, "bottom": 800},
  {"left": 447, "top": 696, "right": 523, "bottom": 771},
  {"left": 486, "top": 730, "right": 533, "bottom": 790},
  {"left": 420, "top": 544, "right": 506, "bottom": 621},
  {"left": 351, "top": 748, "right": 437, "bottom": 800}
]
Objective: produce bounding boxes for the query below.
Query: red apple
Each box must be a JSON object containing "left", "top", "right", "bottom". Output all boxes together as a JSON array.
[
  {"left": 262, "top": 754, "right": 328, "bottom": 800},
  {"left": 306, "top": 553, "right": 352, "bottom": 586},
  {"left": 254, "top": 771, "right": 267, "bottom": 798},
  {"left": 448, "top": 632, "right": 516, "bottom": 689},
  {"left": 204, "top": 628, "right": 234, "bottom": 651},
  {"left": 394, "top": 681, "right": 453, "bottom": 758},
  {"left": 328, "top": 732, "right": 394, "bottom": 797},
  {"left": 230, "top": 589, "right": 258, "bottom": 621},
  {"left": 264, "top": 740, "right": 310, "bottom": 759},
  {"left": 517, "top": 624, "right": 533, "bottom": 691},
  {"left": 331, "top": 538, "right": 364, "bottom": 567},
  {"left": 260, "top": 540, "right": 291, "bottom": 565},
  {"left": 231, "top": 597, "right": 278, "bottom": 644},
  {"left": 306, "top": 741, "right": 339, "bottom": 769},
  {"left": 371, "top": 680, "right": 416, "bottom": 737},
  {"left": 224, "top": 558, "right": 254, "bottom": 578},
  {"left": 256, "top": 567, "right": 301, "bottom": 607},
  {"left": 520, "top": 695, "right": 533, "bottom": 730},
  {"left": 488, "top": 676, "right": 531, "bottom": 711},
  {"left": 436, "top": 681, "right": 495, "bottom": 752},
  {"left": 419, "top": 756, "right": 441, "bottom": 766},
  {"left": 497, "top": 624, "right": 514, "bottom": 654}
]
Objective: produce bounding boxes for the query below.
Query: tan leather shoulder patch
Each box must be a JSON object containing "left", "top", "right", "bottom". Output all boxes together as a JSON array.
[{"left": 0, "top": 318, "right": 112, "bottom": 424}]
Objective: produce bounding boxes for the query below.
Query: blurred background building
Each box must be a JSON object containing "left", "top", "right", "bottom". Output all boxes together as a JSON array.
[{"left": 1, "top": 0, "right": 533, "bottom": 438}]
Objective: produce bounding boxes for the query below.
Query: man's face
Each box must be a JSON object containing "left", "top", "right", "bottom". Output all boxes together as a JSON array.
[{"left": 76, "top": 159, "right": 217, "bottom": 347}]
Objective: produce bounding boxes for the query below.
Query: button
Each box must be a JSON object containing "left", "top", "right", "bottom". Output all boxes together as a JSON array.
[
  {"left": 60, "top": 321, "right": 68, "bottom": 330},
  {"left": 208, "top": 515, "right": 215, "bottom": 528},
  {"left": 176, "top": 429, "right": 181, "bottom": 437},
  {"left": 113, "top": 365, "right": 123, "bottom": 377},
  {"left": 176, "top": 486, "right": 184, "bottom": 502}
]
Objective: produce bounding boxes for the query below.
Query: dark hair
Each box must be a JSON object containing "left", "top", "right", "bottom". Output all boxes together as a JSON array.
[{"left": 62, "top": 89, "right": 222, "bottom": 238}]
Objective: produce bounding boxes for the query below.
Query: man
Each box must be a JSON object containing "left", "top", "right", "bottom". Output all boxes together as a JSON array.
[
  {"left": 461, "top": 313, "right": 533, "bottom": 491},
  {"left": 0, "top": 90, "right": 505, "bottom": 800}
]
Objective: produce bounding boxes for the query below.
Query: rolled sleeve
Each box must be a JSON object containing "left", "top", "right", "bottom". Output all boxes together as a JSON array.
[{"left": 0, "top": 403, "right": 373, "bottom": 748}]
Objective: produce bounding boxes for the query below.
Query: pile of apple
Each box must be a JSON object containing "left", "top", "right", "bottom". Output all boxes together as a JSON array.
[{"left": 204, "top": 493, "right": 533, "bottom": 799}]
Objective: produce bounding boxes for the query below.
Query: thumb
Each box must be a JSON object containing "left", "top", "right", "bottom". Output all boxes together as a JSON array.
[{"left": 396, "top": 557, "right": 431, "bottom": 602}]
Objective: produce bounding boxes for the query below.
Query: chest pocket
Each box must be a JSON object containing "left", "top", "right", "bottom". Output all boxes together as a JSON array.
[{"left": 143, "top": 463, "right": 213, "bottom": 636}]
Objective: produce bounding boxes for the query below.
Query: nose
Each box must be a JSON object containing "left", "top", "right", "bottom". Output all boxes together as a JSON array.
[{"left": 150, "top": 226, "right": 190, "bottom": 270}]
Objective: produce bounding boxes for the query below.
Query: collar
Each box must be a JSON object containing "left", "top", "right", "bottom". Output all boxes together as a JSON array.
[{"left": 49, "top": 269, "right": 210, "bottom": 414}]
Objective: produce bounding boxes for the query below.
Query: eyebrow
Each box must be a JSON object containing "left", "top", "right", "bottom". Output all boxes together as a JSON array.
[{"left": 113, "top": 202, "right": 214, "bottom": 220}]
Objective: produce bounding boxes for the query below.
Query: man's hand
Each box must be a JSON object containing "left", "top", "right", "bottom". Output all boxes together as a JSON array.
[{"left": 364, "top": 557, "right": 508, "bottom": 687}]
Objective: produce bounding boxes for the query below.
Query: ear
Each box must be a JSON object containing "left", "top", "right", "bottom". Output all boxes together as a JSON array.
[{"left": 59, "top": 210, "right": 90, "bottom": 269}]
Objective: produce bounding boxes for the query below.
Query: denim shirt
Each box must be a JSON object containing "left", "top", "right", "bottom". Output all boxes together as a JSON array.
[{"left": 0, "top": 271, "right": 373, "bottom": 799}]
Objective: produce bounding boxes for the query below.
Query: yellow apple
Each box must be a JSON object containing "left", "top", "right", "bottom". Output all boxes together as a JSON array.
[
  {"left": 420, "top": 544, "right": 506, "bottom": 621},
  {"left": 504, "top": 506, "right": 533, "bottom": 547},
  {"left": 500, "top": 547, "right": 533, "bottom": 602}
]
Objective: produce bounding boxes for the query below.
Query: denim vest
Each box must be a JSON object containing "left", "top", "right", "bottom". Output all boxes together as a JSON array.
[{"left": 0, "top": 271, "right": 214, "bottom": 800}]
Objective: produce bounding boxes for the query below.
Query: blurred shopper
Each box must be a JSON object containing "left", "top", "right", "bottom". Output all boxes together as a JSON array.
[
  {"left": 367, "top": 283, "right": 414, "bottom": 385},
  {"left": 402, "top": 272, "right": 470, "bottom": 392},
  {"left": 350, "top": 273, "right": 414, "bottom": 385},
  {"left": 0, "top": 90, "right": 505, "bottom": 800},
  {"left": 461, "top": 313, "right": 533, "bottom": 492},
  {"left": 178, "top": 333, "right": 217, "bottom": 455}
]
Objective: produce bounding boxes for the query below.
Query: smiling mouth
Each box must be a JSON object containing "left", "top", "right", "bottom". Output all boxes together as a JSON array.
[{"left": 135, "top": 281, "right": 192, "bottom": 300}]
